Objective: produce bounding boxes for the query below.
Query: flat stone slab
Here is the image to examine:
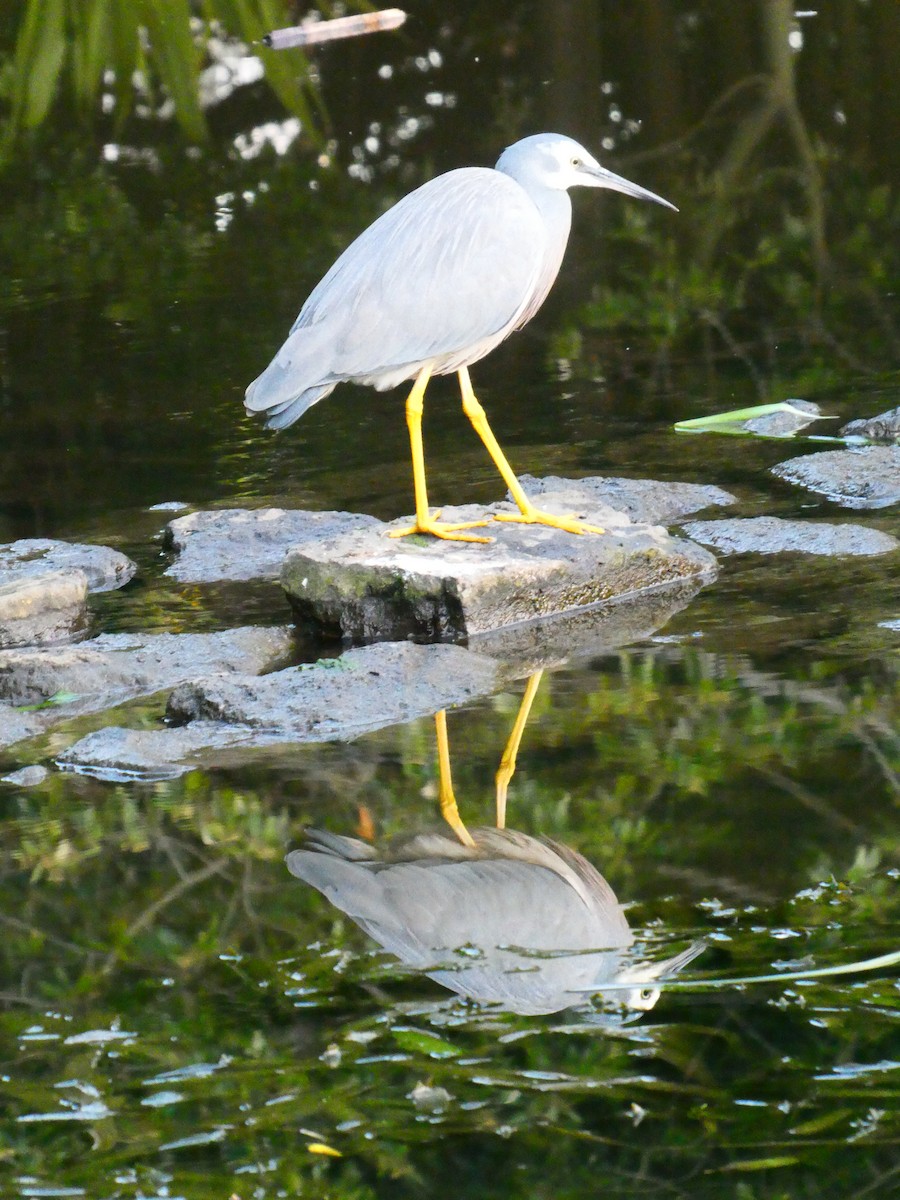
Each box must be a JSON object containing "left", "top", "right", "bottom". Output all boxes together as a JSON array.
[
  {"left": 772, "top": 446, "right": 900, "bottom": 509},
  {"left": 166, "top": 641, "right": 500, "bottom": 735},
  {"left": 59, "top": 642, "right": 502, "bottom": 780},
  {"left": 0, "top": 570, "right": 89, "bottom": 649},
  {"left": 0, "top": 538, "right": 136, "bottom": 593},
  {"left": 163, "top": 507, "right": 382, "bottom": 582},
  {"left": 513, "top": 475, "right": 735, "bottom": 524},
  {"left": 682, "top": 516, "right": 899, "bottom": 557},
  {"left": 0, "top": 626, "right": 294, "bottom": 750},
  {"left": 162, "top": 477, "right": 732, "bottom": 587},
  {"left": 280, "top": 482, "right": 718, "bottom": 644}
]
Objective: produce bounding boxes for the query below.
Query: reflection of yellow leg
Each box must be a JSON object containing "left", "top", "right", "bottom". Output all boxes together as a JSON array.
[
  {"left": 434, "top": 710, "right": 476, "bottom": 847},
  {"left": 389, "top": 366, "right": 492, "bottom": 543},
  {"left": 458, "top": 367, "right": 606, "bottom": 536},
  {"left": 495, "top": 670, "right": 544, "bottom": 829}
]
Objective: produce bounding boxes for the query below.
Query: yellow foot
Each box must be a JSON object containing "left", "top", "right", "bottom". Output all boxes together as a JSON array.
[
  {"left": 388, "top": 510, "right": 493, "bottom": 544},
  {"left": 493, "top": 506, "right": 606, "bottom": 536}
]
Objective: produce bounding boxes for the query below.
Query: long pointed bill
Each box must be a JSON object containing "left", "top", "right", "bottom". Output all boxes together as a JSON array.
[
  {"left": 584, "top": 163, "right": 678, "bottom": 212},
  {"left": 646, "top": 938, "right": 708, "bottom": 978}
]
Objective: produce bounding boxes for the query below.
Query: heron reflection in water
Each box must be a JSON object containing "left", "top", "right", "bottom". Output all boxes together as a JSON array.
[{"left": 287, "top": 673, "right": 704, "bottom": 1017}]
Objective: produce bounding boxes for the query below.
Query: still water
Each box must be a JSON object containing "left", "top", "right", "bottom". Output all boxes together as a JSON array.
[{"left": 1, "top": 3, "right": 899, "bottom": 1198}]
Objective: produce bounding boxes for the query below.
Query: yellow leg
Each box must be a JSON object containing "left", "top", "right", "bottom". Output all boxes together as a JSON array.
[
  {"left": 434, "top": 710, "right": 476, "bottom": 847},
  {"left": 388, "top": 366, "right": 492, "bottom": 543},
  {"left": 458, "top": 367, "right": 606, "bottom": 536},
  {"left": 495, "top": 669, "right": 544, "bottom": 829}
]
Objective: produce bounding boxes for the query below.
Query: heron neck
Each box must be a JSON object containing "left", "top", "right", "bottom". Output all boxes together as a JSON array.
[
  {"left": 531, "top": 185, "right": 572, "bottom": 241},
  {"left": 526, "top": 185, "right": 572, "bottom": 296}
]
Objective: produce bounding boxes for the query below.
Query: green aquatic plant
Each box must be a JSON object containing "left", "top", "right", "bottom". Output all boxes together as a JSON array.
[{"left": 1, "top": 0, "right": 318, "bottom": 158}]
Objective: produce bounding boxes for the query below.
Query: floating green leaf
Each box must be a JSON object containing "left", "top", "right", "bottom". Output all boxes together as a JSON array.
[{"left": 674, "top": 400, "right": 838, "bottom": 439}]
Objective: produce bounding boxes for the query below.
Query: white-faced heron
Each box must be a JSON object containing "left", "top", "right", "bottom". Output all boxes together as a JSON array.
[{"left": 246, "top": 133, "right": 676, "bottom": 542}]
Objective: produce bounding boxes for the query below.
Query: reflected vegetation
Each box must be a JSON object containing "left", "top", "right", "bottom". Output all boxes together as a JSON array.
[{"left": 2, "top": 647, "right": 898, "bottom": 1196}]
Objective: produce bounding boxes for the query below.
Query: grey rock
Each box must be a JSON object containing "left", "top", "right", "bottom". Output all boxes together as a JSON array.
[
  {"left": 281, "top": 483, "right": 717, "bottom": 644},
  {"left": 164, "top": 507, "right": 381, "bottom": 582},
  {"left": 469, "top": 578, "right": 706, "bottom": 668},
  {"left": 772, "top": 446, "right": 900, "bottom": 509},
  {"left": 0, "top": 538, "right": 136, "bottom": 593},
  {"left": 0, "top": 702, "right": 45, "bottom": 748},
  {"left": 166, "top": 642, "right": 500, "bottom": 739},
  {"left": 2, "top": 764, "right": 49, "bottom": 787},
  {"left": 0, "top": 625, "right": 294, "bottom": 715},
  {"left": 0, "top": 570, "right": 89, "bottom": 649},
  {"left": 839, "top": 406, "right": 900, "bottom": 442},
  {"left": 58, "top": 721, "right": 252, "bottom": 782},
  {"left": 682, "top": 516, "right": 899, "bottom": 557},
  {"left": 742, "top": 398, "right": 824, "bottom": 437},
  {"left": 59, "top": 642, "right": 503, "bottom": 780},
  {"left": 515, "top": 475, "right": 735, "bottom": 524}
]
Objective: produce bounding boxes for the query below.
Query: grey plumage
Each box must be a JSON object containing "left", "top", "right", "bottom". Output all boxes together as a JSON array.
[{"left": 287, "top": 827, "right": 703, "bottom": 1016}]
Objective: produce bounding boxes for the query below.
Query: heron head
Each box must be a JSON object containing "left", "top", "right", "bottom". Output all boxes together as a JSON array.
[
  {"left": 497, "top": 133, "right": 677, "bottom": 211},
  {"left": 611, "top": 939, "right": 708, "bottom": 1010}
]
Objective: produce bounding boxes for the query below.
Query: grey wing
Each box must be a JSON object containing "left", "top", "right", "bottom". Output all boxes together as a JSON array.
[
  {"left": 288, "top": 852, "right": 627, "bottom": 959},
  {"left": 245, "top": 169, "right": 546, "bottom": 426}
]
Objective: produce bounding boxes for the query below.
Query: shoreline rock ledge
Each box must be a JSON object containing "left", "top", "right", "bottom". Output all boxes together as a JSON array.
[{"left": 279, "top": 479, "right": 720, "bottom": 644}]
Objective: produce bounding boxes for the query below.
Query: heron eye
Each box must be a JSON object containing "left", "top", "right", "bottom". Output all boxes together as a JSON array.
[
  {"left": 570, "top": 156, "right": 582, "bottom": 168},
  {"left": 640, "top": 988, "right": 655, "bottom": 1002}
]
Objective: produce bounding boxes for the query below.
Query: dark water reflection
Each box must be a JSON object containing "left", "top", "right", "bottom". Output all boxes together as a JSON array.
[{"left": 2, "top": 2, "right": 899, "bottom": 1198}]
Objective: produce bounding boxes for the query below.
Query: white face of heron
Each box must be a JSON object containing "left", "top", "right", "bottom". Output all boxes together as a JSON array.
[
  {"left": 500, "top": 134, "right": 677, "bottom": 211},
  {"left": 542, "top": 139, "right": 605, "bottom": 189}
]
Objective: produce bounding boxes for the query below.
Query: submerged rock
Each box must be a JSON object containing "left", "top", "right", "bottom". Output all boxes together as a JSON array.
[
  {"left": 839, "top": 406, "right": 900, "bottom": 442},
  {"left": 57, "top": 721, "right": 255, "bottom": 782},
  {"left": 682, "top": 516, "right": 899, "bottom": 557},
  {"left": 0, "top": 626, "right": 294, "bottom": 720},
  {"left": 0, "top": 570, "right": 89, "bottom": 649},
  {"left": 281, "top": 482, "right": 717, "bottom": 644},
  {"left": 772, "top": 446, "right": 900, "bottom": 509},
  {"left": 0, "top": 538, "right": 136, "bottom": 593},
  {"left": 59, "top": 642, "right": 502, "bottom": 779}
]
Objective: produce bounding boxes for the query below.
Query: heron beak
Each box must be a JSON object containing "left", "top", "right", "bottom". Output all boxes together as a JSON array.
[
  {"left": 600, "top": 938, "right": 708, "bottom": 987},
  {"left": 582, "top": 162, "right": 678, "bottom": 212},
  {"left": 644, "top": 939, "right": 708, "bottom": 978}
]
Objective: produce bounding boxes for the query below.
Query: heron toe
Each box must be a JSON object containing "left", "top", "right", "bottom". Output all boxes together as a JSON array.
[
  {"left": 388, "top": 511, "right": 494, "bottom": 544},
  {"left": 493, "top": 506, "right": 606, "bottom": 536}
]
